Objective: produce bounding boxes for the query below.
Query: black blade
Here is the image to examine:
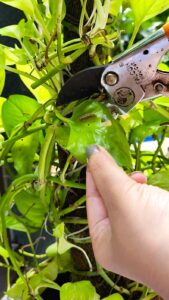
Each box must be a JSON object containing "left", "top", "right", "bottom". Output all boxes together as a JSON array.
[{"left": 57, "top": 66, "right": 105, "bottom": 105}]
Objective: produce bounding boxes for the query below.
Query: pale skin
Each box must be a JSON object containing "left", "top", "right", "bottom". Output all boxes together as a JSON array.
[{"left": 86, "top": 145, "right": 169, "bottom": 299}]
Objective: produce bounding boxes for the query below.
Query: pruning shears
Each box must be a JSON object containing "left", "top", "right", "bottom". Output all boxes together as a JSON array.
[{"left": 58, "top": 23, "right": 169, "bottom": 115}]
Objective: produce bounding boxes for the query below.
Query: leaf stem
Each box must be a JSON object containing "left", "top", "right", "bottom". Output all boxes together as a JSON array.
[
  {"left": 0, "top": 211, "right": 27, "bottom": 285},
  {"left": 60, "top": 154, "right": 72, "bottom": 183},
  {"left": 135, "top": 142, "right": 141, "bottom": 171},
  {"left": 151, "top": 130, "right": 166, "bottom": 173},
  {"left": 1, "top": 124, "right": 47, "bottom": 162},
  {"left": 128, "top": 24, "right": 140, "bottom": 48},
  {"left": 59, "top": 195, "right": 86, "bottom": 217},
  {"left": 0, "top": 65, "right": 54, "bottom": 93},
  {"left": 56, "top": 0, "right": 64, "bottom": 63},
  {"left": 96, "top": 262, "right": 130, "bottom": 295},
  {"left": 62, "top": 218, "right": 88, "bottom": 224},
  {"left": 48, "top": 177, "right": 86, "bottom": 189},
  {"left": 38, "top": 125, "right": 56, "bottom": 210},
  {"left": 18, "top": 249, "right": 47, "bottom": 259}
]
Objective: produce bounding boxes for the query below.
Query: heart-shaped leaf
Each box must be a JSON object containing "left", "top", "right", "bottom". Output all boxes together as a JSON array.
[{"left": 56, "top": 100, "right": 132, "bottom": 169}]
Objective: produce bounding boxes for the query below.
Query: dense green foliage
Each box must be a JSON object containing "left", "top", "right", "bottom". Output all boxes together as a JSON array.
[{"left": 0, "top": 0, "right": 169, "bottom": 299}]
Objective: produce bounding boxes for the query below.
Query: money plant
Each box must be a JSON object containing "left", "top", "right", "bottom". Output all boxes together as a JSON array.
[{"left": 0, "top": 0, "right": 169, "bottom": 299}]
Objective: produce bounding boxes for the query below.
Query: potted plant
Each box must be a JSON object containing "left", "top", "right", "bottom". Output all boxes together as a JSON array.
[{"left": 0, "top": 0, "right": 169, "bottom": 299}]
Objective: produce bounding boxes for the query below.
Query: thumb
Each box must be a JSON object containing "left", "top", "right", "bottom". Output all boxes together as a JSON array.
[{"left": 87, "top": 145, "right": 136, "bottom": 213}]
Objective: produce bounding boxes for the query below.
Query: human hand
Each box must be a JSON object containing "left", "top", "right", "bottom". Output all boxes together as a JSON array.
[{"left": 86, "top": 145, "right": 169, "bottom": 299}]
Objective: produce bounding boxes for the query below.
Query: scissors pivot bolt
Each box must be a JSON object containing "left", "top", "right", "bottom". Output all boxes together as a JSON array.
[
  {"left": 154, "top": 82, "right": 165, "bottom": 92},
  {"left": 104, "top": 72, "right": 118, "bottom": 86},
  {"left": 58, "top": 22, "right": 169, "bottom": 114}
]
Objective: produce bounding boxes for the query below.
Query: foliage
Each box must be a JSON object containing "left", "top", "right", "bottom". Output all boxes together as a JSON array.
[{"left": 0, "top": 0, "right": 169, "bottom": 299}]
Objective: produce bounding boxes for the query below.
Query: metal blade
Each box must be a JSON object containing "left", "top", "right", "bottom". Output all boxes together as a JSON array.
[{"left": 57, "top": 66, "right": 105, "bottom": 105}]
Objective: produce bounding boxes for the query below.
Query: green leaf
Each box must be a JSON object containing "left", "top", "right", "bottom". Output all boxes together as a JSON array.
[
  {"left": 0, "top": 24, "right": 22, "bottom": 40},
  {"left": 120, "top": 104, "right": 143, "bottom": 136},
  {"left": 0, "top": 245, "right": 9, "bottom": 259},
  {"left": 2, "top": 215, "right": 27, "bottom": 232},
  {"left": 16, "top": 64, "right": 55, "bottom": 103},
  {"left": 7, "top": 259, "right": 59, "bottom": 299},
  {"left": 6, "top": 283, "right": 29, "bottom": 299},
  {"left": 0, "top": 0, "right": 38, "bottom": 17},
  {"left": 0, "top": 97, "right": 6, "bottom": 133},
  {"left": 2, "top": 94, "right": 40, "bottom": 136},
  {"left": 12, "top": 133, "right": 40, "bottom": 175},
  {"left": 60, "top": 281, "right": 100, "bottom": 300},
  {"left": 14, "top": 189, "right": 46, "bottom": 228},
  {"left": 47, "top": 223, "right": 75, "bottom": 256},
  {"left": 2, "top": 94, "right": 41, "bottom": 174},
  {"left": 34, "top": 278, "right": 60, "bottom": 295},
  {"left": 48, "top": 0, "right": 66, "bottom": 32},
  {"left": 102, "top": 294, "right": 124, "bottom": 300},
  {"left": 0, "top": 48, "right": 6, "bottom": 95},
  {"left": 1, "top": 45, "right": 23, "bottom": 65},
  {"left": 46, "top": 242, "right": 58, "bottom": 257},
  {"left": 143, "top": 105, "right": 168, "bottom": 125},
  {"left": 53, "top": 222, "right": 65, "bottom": 239},
  {"left": 0, "top": 19, "right": 39, "bottom": 43},
  {"left": 58, "top": 236, "right": 74, "bottom": 255},
  {"left": 148, "top": 170, "right": 169, "bottom": 191},
  {"left": 110, "top": 0, "right": 122, "bottom": 15},
  {"left": 56, "top": 100, "right": 132, "bottom": 168},
  {"left": 130, "top": 103, "right": 169, "bottom": 142},
  {"left": 154, "top": 96, "right": 169, "bottom": 107},
  {"left": 130, "top": 0, "right": 169, "bottom": 29},
  {"left": 130, "top": 123, "right": 160, "bottom": 143},
  {"left": 29, "top": 260, "right": 59, "bottom": 294}
]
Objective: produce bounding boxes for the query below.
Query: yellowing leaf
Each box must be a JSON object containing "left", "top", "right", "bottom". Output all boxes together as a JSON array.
[
  {"left": 110, "top": 0, "right": 122, "bottom": 16},
  {"left": 16, "top": 64, "right": 55, "bottom": 103},
  {"left": 130, "top": 0, "right": 169, "bottom": 27},
  {"left": 0, "top": 0, "right": 37, "bottom": 17},
  {"left": 60, "top": 281, "right": 100, "bottom": 300}
]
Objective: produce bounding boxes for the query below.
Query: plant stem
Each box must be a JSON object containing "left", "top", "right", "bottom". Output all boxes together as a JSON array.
[
  {"left": 152, "top": 130, "right": 166, "bottom": 173},
  {"left": 2, "top": 124, "right": 47, "bottom": 149},
  {"left": 59, "top": 195, "right": 86, "bottom": 217},
  {"left": 56, "top": 0, "right": 64, "bottom": 63},
  {"left": 63, "top": 218, "right": 88, "bottom": 224},
  {"left": 128, "top": 24, "right": 140, "bottom": 48},
  {"left": 55, "top": 109, "right": 71, "bottom": 124},
  {"left": 0, "top": 124, "right": 47, "bottom": 163},
  {"left": 79, "top": 0, "right": 87, "bottom": 37},
  {"left": 141, "top": 293, "right": 157, "bottom": 300},
  {"left": 0, "top": 174, "right": 38, "bottom": 212},
  {"left": 31, "top": 65, "right": 64, "bottom": 89},
  {"left": 0, "top": 65, "right": 54, "bottom": 93},
  {"left": 0, "top": 211, "right": 27, "bottom": 285},
  {"left": 38, "top": 125, "right": 56, "bottom": 210},
  {"left": 72, "top": 269, "right": 99, "bottom": 277},
  {"left": 48, "top": 177, "right": 86, "bottom": 189},
  {"left": 96, "top": 262, "right": 130, "bottom": 295},
  {"left": 18, "top": 249, "right": 47, "bottom": 259},
  {"left": 60, "top": 154, "right": 72, "bottom": 183},
  {"left": 135, "top": 142, "right": 141, "bottom": 171}
]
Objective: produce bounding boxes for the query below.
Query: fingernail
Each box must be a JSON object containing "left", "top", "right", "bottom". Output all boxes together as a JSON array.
[
  {"left": 129, "top": 171, "right": 147, "bottom": 179},
  {"left": 86, "top": 144, "right": 100, "bottom": 159},
  {"left": 130, "top": 171, "right": 143, "bottom": 175}
]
